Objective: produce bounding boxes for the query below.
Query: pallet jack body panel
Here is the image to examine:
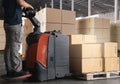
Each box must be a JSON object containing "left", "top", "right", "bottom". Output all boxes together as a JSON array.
[{"left": 25, "top": 32, "right": 69, "bottom": 81}]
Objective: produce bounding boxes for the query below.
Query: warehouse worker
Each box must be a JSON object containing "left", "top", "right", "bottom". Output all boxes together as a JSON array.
[{"left": 2, "top": 0, "right": 33, "bottom": 78}]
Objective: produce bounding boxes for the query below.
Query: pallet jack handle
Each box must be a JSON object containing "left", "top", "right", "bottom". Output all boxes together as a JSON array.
[{"left": 23, "top": 8, "right": 41, "bottom": 33}]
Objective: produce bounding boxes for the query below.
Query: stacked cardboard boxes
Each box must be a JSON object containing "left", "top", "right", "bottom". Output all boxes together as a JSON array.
[
  {"left": 35, "top": 8, "right": 77, "bottom": 35},
  {"left": 69, "top": 34, "right": 103, "bottom": 73},
  {"left": 111, "top": 21, "right": 120, "bottom": 50},
  {"left": 0, "top": 20, "right": 5, "bottom": 50},
  {"left": 61, "top": 10, "right": 77, "bottom": 35},
  {"left": 35, "top": 8, "right": 62, "bottom": 32},
  {"left": 70, "top": 35, "right": 119, "bottom": 73},
  {"left": 103, "top": 42, "right": 119, "bottom": 72},
  {"left": 75, "top": 17, "right": 110, "bottom": 43}
]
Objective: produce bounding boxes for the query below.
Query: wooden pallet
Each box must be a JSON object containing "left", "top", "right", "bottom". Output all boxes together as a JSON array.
[{"left": 73, "top": 71, "right": 120, "bottom": 80}]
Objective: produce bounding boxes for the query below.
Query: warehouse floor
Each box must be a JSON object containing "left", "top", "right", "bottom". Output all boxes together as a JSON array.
[{"left": 0, "top": 52, "right": 120, "bottom": 84}]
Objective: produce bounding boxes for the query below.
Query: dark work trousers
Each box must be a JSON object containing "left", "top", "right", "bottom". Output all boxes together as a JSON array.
[{"left": 4, "top": 23, "right": 24, "bottom": 74}]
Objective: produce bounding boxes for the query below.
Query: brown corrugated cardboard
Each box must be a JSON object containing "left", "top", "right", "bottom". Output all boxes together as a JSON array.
[
  {"left": 76, "top": 18, "right": 110, "bottom": 29},
  {"left": 36, "top": 8, "right": 61, "bottom": 23},
  {"left": 102, "top": 18, "right": 110, "bottom": 28},
  {"left": 69, "top": 35, "right": 84, "bottom": 44},
  {"left": 62, "top": 10, "right": 75, "bottom": 24},
  {"left": 84, "top": 35, "right": 97, "bottom": 43},
  {"left": 77, "top": 28, "right": 110, "bottom": 43},
  {"left": 90, "top": 18, "right": 103, "bottom": 29},
  {"left": 41, "top": 22, "right": 61, "bottom": 32},
  {"left": 61, "top": 24, "right": 77, "bottom": 35},
  {"left": 97, "top": 38, "right": 110, "bottom": 43},
  {"left": 0, "top": 28, "right": 5, "bottom": 35},
  {"left": 70, "top": 58, "right": 103, "bottom": 73},
  {"left": 103, "top": 42, "right": 117, "bottom": 57},
  {"left": 22, "top": 43, "right": 27, "bottom": 56},
  {"left": 76, "top": 18, "right": 90, "bottom": 29},
  {"left": 62, "top": 24, "right": 75, "bottom": 30},
  {"left": 110, "top": 21, "right": 120, "bottom": 50},
  {"left": 0, "top": 20, "right": 3, "bottom": 28},
  {"left": 69, "top": 35, "right": 96, "bottom": 44},
  {"left": 22, "top": 18, "right": 33, "bottom": 35},
  {"left": 0, "top": 35, "right": 5, "bottom": 43},
  {"left": 0, "top": 42, "right": 5, "bottom": 50},
  {"left": 103, "top": 57, "right": 119, "bottom": 72},
  {"left": 78, "top": 28, "right": 91, "bottom": 34},
  {"left": 70, "top": 44, "right": 102, "bottom": 58},
  {"left": 61, "top": 29, "right": 78, "bottom": 35}
]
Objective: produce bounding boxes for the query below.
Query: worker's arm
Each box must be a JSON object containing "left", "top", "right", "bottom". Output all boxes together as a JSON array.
[{"left": 17, "top": 0, "right": 34, "bottom": 9}]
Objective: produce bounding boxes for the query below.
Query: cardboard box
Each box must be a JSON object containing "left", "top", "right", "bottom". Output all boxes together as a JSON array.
[
  {"left": 62, "top": 10, "right": 75, "bottom": 24},
  {"left": 84, "top": 35, "right": 97, "bottom": 43},
  {"left": 69, "top": 35, "right": 84, "bottom": 44},
  {"left": 62, "top": 24, "right": 77, "bottom": 35},
  {"left": 41, "top": 22, "right": 61, "bottom": 32},
  {"left": 36, "top": 8, "right": 61, "bottom": 23},
  {"left": 70, "top": 44, "right": 102, "bottom": 58},
  {"left": 103, "top": 57, "right": 119, "bottom": 72},
  {"left": 0, "top": 20, "right": 3, "bottom": 28},
  {"left": 110, "top": 21, "right": 120, "bottom": 50},
  {"left": 102, "top": 18, "right": 110, "bottom": 28},
  {"left": 0, "top": 42, "right": 5, "bottom": 50},
  {"left": 90, "top": 18, "right": 103, "bottom": 29},
  {"left": 76, "top": 18, "right": 110, "bottom": 29},
  {"left": 0, "top": 35, "right": 5, "bottom": 43},
  {"left": 70, "top": 58, "right": 103, "bottom": 73},
  {"left": 79, "top": 28, "right": 91, "bottom": 34},
  {"left": 97, "top": 38, "right": 110, "bottom": 43},
  {"left": 0, "top": 27, "right": 5, "bottom": 35},
  {"left": 103, "top": 42, "right": 117, "bottom": 57},
  {"left": 69, "top": 34, "right": 96, "bottom": 44},
  {"left": 62, "top": 24, "right": 75, "bottom": 30},
  {"left": 22, "top": 43, "right": 27, "bottom": 56},
  {"left": 79, "top": 28, "right": 110, "bottom": 38},
  {"left": 22, "top": 18, "right": 33, "bottom": 35},
  {"left": 62, "top": 29, "right": 78, "bottom": 35},
  {"left": 76, "top": 19, "right": 90, "bottom": 29}
]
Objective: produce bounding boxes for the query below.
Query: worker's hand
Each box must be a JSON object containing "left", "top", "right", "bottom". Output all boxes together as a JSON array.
[
  {"left": 22, "top": 2, "right": 34, "bottom": 9},
  {"left": 17, "top": 0, "right": 34, "bottom": 9}
]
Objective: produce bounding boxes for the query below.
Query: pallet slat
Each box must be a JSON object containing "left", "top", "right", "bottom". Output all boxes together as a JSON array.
[{"left": 73, "top": 71, "right": 120, "bottom": 80}]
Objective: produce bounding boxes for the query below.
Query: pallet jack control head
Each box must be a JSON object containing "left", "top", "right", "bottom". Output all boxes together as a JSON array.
[
  {"left": 22, "top": 8, "right": 36, "bottom": 18},
  {"left": 23, "top": 8, "right": 41, "bottom": 33}
]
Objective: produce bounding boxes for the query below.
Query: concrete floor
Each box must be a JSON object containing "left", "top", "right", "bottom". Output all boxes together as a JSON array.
[{"left": 0, "top": 52, "right": 120, "bottom": 84}]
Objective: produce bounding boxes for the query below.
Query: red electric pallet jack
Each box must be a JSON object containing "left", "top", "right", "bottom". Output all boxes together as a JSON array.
[{"left": 1, "top": 9, "right": 70, "bottom": 81}]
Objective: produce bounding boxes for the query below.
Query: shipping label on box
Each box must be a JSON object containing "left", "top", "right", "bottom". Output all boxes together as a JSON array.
[{"left": 70, "top": 58, "right": 103, "bottom": 73}]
